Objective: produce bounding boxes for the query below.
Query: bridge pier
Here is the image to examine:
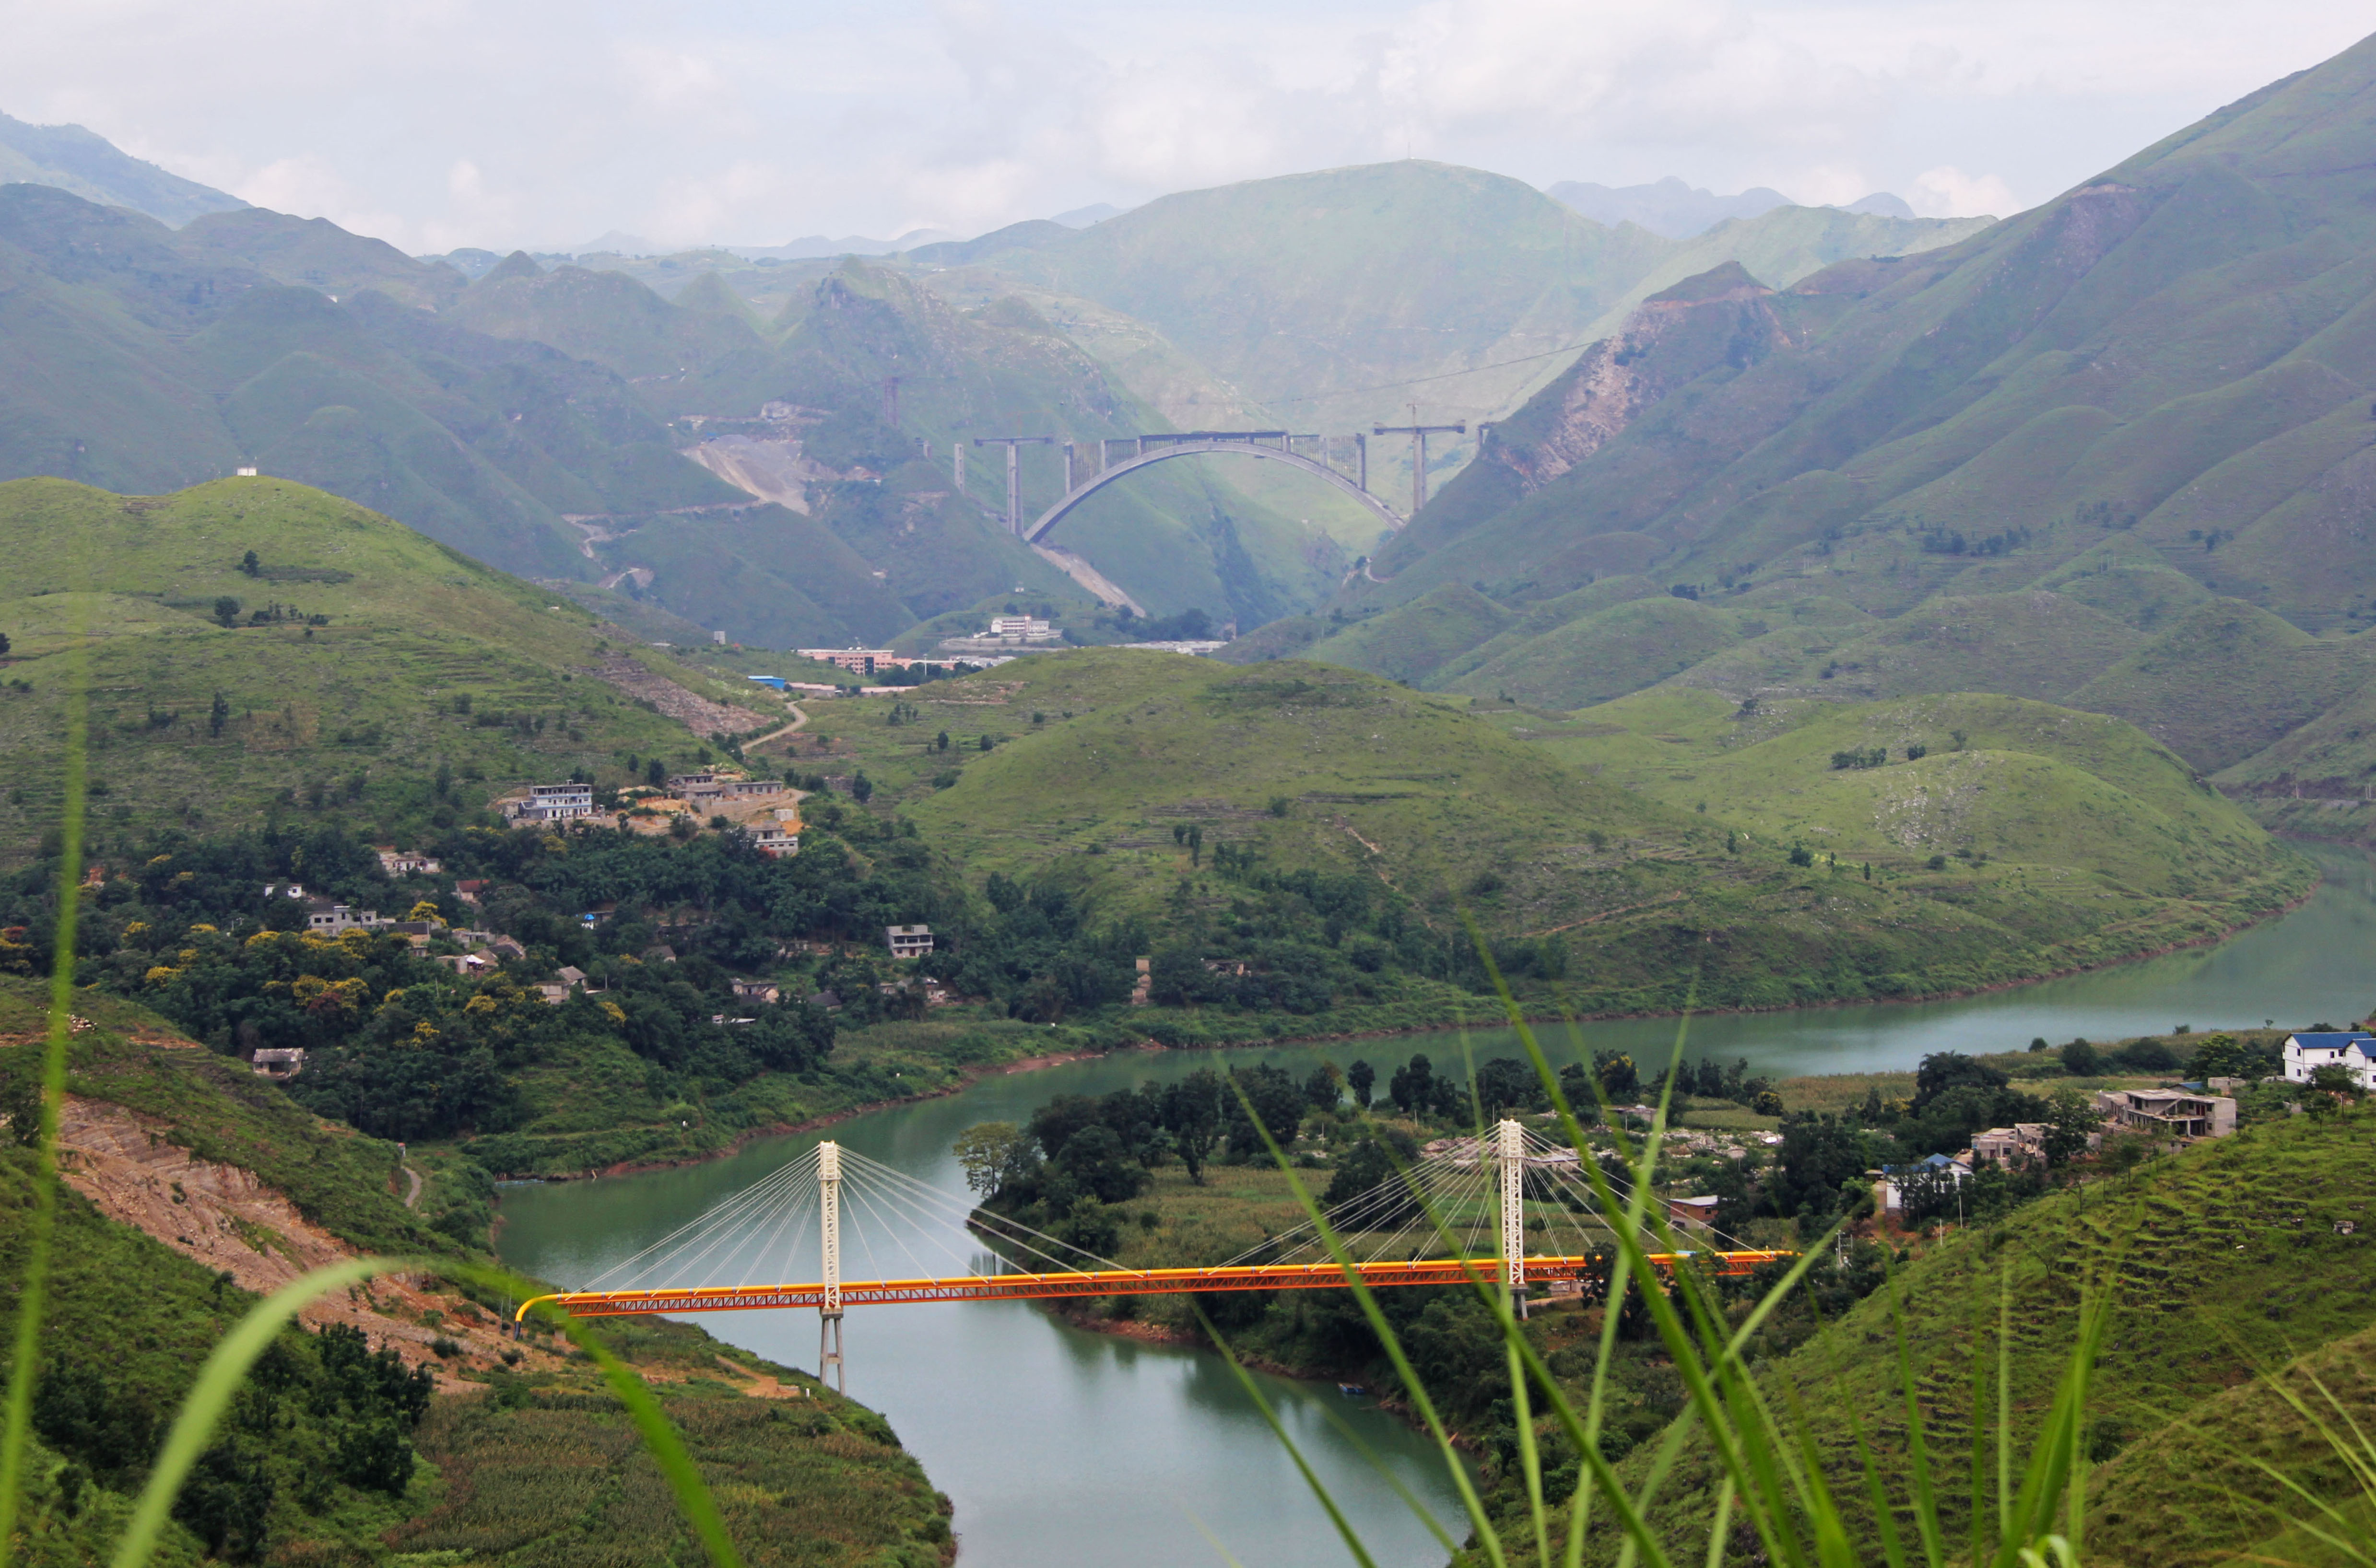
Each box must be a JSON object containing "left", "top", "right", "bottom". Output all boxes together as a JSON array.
[
  {"left": 820, "top": 1140, "right": 846, "bottom": 1392},
  {"left": 1497, "top": 1118, "right": 1528, "bottom": 1320}
]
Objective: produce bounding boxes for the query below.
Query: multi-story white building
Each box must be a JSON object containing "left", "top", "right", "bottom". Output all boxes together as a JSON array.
[
  {"left": 504, "top": 783, "right": 596, "bottom": 824},
  {"left": 2285, "top": 1030, "right": 2376, "bottom": 1087}
]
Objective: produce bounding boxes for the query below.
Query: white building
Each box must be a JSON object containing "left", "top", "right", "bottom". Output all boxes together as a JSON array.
[
  {"left": 2285, "top": 1030, "right": 2376, "bottom": 1088},
  {"left": 504, "top": 783, "right": 597, "bottom": 825},
  {"left": 304, "top": 901, "right": 384, "bottom": 935},
  {"left": 886, "top": 924, "right": 934, "bottom": 959},
  {"left": 376, "top": 848, "right": 442, "bottom": 875},
  {"left": 987, "top": 615, "right": 1057, "bottom": 643}
]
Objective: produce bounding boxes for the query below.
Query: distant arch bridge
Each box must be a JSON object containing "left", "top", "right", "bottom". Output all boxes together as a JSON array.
[{"left": 1022, "top": 434, "right": 1404, "bottom": 544}]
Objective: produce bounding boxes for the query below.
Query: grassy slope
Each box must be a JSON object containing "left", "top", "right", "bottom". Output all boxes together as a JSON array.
[
  {"left": 1439, "top": 597, "right": 1746, "bottom": 707},
  {"left": 0, "top": 478, "right": 752, "bottom": 861},
  {"left": 1297, "top": 582, "right": 1516, "bottom": 683},
  {"left": 1288, "top": 39, "right": 2376, "bottom": 819},
  {"left": 1511, "top": 687, "right": 2311, "bottom": 974},
  {"left": 0, "top": 185, "right": 733, "bottom": 583},
  {"left": 859, "top": 652, "right": 2306, "bottom": 1012},
  {"left": 1584, "top": 1106, "right": 2376, "bottom": 1567},
  {"left": 0, "top": 978, "right": 952, "bottom": 1566}
]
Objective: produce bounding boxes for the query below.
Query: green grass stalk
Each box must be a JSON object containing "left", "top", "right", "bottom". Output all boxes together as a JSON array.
[{"left": 0, "top": 604, "right": 86, "bottom": 1565}]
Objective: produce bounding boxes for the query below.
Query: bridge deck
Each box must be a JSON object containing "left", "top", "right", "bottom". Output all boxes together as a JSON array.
[{"left": 518, "top": 1252, "right": 1793, "bottom": 1319}]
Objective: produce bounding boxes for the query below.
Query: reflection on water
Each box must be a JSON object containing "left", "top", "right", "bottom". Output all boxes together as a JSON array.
[{"left": 497, "top": 842, "right": 2376, "bottom": 1568}]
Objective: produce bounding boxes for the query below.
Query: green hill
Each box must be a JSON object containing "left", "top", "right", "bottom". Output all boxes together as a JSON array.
[
  {"left": 1284, "top": 32, "right": 2376, "bottom": 836},
  {"left": 0, "top": 185, "right": 735, "bottom": 583},
  {"left": 1440, "top": 595, "right": 1745, "bottom": 707},
  {"left": 1808, "top": 590, "right": 2144, "bottom": 702},
  {"left": 0, "top": 112, "right": 245, "bottom": 224},
  {"left": 1297, "top": 582, "right": 1515, "bottom": 683},
  {"left": 0, "top": 978, "right": 953, "bottom": 1566},
  {"left": 0, "top": 477, "right": 768, "bottom": 861},
  {"left": 1564, "top": 1105, "right": 2376, "bottom": 1567},
  {"left": 868, "top": 652, "right": 2307, "bottom": 1010}
]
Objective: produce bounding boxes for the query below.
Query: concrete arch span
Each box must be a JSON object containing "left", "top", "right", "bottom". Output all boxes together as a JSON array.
[{"left": 1022, "top": 441, "right": 1403, "bottom": 545}]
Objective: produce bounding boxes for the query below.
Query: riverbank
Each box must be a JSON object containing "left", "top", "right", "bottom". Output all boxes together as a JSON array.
[{"left": 446, "top": 859, "right": 2318, "bottom": 1189}]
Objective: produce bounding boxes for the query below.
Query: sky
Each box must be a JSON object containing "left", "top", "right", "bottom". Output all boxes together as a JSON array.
[{"left": 1, "top": 0, "right": 2370, "bottom": 254}]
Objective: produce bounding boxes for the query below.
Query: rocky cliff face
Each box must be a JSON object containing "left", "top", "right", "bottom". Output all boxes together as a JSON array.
[{"left": 1490, "top": 263, "right": 1784, "bottom": 495}]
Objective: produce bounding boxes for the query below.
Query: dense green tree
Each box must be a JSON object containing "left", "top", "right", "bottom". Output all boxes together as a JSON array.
[{"left": 1346, "top": 1058, "right": 1375, "bottom": 1109}]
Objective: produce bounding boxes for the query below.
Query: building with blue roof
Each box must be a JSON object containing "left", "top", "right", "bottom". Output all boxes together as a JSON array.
[{"left": 2285, "top": 1030, "right": 2376, "bottom": 1088}]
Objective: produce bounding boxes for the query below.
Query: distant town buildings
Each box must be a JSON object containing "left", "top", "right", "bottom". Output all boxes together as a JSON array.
[{"left": 376, "top": 848, "right": 441, "bottom": 875}]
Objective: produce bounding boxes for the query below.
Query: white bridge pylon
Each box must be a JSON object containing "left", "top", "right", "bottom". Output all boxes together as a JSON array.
[{"left": 523, "top": 1121, "right": 1787, "bottom": 1389}]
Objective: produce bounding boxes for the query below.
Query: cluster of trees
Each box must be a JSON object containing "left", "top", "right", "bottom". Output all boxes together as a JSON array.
[
  {"left": 1715, "top": 1053, "right": 2100, "bottom": 1228},
  {"left": 0, "top": 823, "right": 847, "bottom": 1140},
  {"left": 36, "top": 1322, "right": 432, "bottom": 1562}
]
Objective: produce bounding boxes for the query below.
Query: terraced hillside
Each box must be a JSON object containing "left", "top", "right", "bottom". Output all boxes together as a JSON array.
[{"left": 0, "top": 477, "right": 766, "bottom": 862}]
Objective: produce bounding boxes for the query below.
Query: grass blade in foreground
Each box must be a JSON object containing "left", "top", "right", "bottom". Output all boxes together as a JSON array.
[{"left": 0, "top": 604, "right": 88, "bottom": 1566}]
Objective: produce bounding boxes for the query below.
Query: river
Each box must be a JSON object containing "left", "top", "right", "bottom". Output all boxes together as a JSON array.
[{"left": 494, "top": 843, "right": 2376, "bottom": 1567}]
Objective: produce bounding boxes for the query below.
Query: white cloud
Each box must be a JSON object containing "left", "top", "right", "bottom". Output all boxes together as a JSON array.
[
  {"left": 1910, "top": 164, "right": 2017, "bottom": 218},
  {"left": 0, "top": 0, "right": 2367, "bottom": 248}
]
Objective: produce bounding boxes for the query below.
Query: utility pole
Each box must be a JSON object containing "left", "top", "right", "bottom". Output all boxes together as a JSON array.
[
  {"left": 819, "top": 1140, "right": 845, "bottom": 1392},
  {"left": 1063, "top": 441, "right": 1076, "bottom": 492},
  {"left": 1497, "top": 1118, "right": 1528, "bottom": 1320},
  {"left": 1373, "top": 407, "right": 1466, "bottom": 516},
  {"left": 972, "top": 435, "right": 1056, "bottom": 533},
  {"left": 881, "top": 376, "right": 900, "bottom": 427},
  {"left": 953, "top": 442, "right": 965, "bottom": 493}
]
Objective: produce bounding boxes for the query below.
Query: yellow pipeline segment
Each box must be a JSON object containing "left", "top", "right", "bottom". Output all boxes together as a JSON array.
[{"left": 514, "top": 1251, "right": 1793, "bottom": 1320}]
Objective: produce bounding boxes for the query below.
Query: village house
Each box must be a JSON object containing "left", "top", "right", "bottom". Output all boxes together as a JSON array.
[
  {"left": 731, "top": 978, "right": 780, "bottom": 1005},
  {"left": 1665, "top": 1195, "right": 1720, "bottom": 1233},
  {"left": 668, "top": 772, "right": 725, "bottom": 802},
  {"left": 376, "top": 848, "right": 442, "bottom": 875},
  {"left": 1969, "top": 1123, "right": 2050, "bottom": 1167},
  {"left": 304, "top": 900, "right": 384, "bottom": 935},
  {"left": 433, "top": 952, "right": 493, "bottom": 977},
  {"left": 250, "top": 1048, "right": 306, "bottom": 1079},
  {"left": 503, "top": 782, "right": 596, "bottom": 826},
  {"left": 261, "top": 882, "right": 306, "bottom": 901},
  {"left": 452, "top": 878, "right": 489, "bottom": 906},
  {"left": 885, "top": 924, "right": 933, "bottom": 959},
  {"left": 2284, "top": 1030, "right": 2376, "bottom": 1088},
  {"left": 1876, "top": 1154, "right": 1969, "bottom": 1216},
  {"left": 2096, "top": 1087, "right": 2238, "bottom": 1140},
  {"left": 488, "top": 935, "right": 527, "bottom": 960},
  {"left": 742, "top": 822, "right": 800, "bottom": 859}
]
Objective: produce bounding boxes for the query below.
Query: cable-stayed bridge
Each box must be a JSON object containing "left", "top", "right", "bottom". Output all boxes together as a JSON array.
[{"left": 517, "top": 1120, "right": 1788, "bottom": 1391}]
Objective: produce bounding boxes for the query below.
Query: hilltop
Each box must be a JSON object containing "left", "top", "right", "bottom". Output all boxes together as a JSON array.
[
  {"left": 0, "top": 110, "right": 245, "bottom": 224},
  {"left": 0, "top": 477, "right": 771, "bottom": 861}
]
